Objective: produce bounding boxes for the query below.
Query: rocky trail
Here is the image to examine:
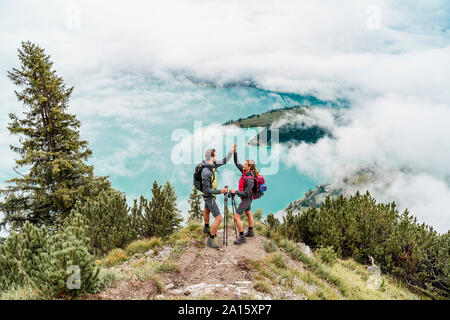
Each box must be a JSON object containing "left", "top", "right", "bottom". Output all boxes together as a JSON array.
[
  {"left": 88, "top": 226, "right": 308, "bottom": 300},
  {"left": 87, "top": 223, "right": 421, "bottom": 300}
]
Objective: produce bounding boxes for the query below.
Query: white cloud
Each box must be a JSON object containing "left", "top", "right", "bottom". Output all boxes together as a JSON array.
[
  {"left": 1, "top": 0, "right": 449, "bottom": 233},
  {"left": 282, "top": 95, "right": 450, "bottom": 233}
]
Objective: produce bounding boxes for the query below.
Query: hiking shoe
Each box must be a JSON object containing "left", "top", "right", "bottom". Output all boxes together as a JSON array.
[
  {"left": 203, "top": 226, "right": 211, "bottom": 235},
  {"left": 244, "top": 229, "right": 254, "bottom": 237},
  {"left": 207, "top": 237, "right": 220, "bottom": 249},
  {"left": 233, "top": 235, "right": 246, "bottom": 245}
]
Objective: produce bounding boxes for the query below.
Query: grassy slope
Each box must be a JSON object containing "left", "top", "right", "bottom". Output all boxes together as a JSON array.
[
  {"left": 88, "top": 222, "right": 422, "bottom": 300},
  {"left": 0, "top": 221, "right": 424, "bottom": 300},
  {"left": 0, "top": 222, "right": 421, "bottom": 300}
]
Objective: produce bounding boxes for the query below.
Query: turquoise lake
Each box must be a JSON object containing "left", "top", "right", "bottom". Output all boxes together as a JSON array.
[{"left": 72, "top": 76, "right": 333, "bottom": 219}]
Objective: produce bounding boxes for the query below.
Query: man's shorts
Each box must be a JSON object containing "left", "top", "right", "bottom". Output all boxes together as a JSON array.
[
  {"left": 204, "top": 197, "right": 221, "bottom": 217},
  {"left": 236, "top": 198, "right": 252, "bottom": 215}
]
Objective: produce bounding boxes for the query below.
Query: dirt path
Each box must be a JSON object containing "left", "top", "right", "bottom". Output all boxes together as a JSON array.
[
  {"left": 162, "top": 227, "right": 271, "bottom": 299},
  {"left": 88, "top": 226, "right": 307, "bottom": 300}
]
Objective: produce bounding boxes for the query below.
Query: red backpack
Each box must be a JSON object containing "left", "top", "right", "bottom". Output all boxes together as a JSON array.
[{"left": 238, "top": 173, "right": 266, "bottom": 200}]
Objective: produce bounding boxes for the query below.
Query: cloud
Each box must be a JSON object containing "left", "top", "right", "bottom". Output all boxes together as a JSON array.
[
  {"left": 1, "top": 0, "right": 449, "bottom": 233},
  {"left": 282, "top": 95, "right": 450, "bottom": 233},
  {"left": 1, "top": 1, "right": 449, "bottom": 103}
]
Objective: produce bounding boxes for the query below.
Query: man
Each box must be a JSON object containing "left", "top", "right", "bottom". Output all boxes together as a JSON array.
[{"left": 201, "top": 147, "right": 233, "bottom": 249}]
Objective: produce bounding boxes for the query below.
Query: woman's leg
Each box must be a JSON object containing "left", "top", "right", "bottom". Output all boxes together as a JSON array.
[
  {"left": 245, "top": 210, "right": 254, "bottom": 228},
  {"left": 234, "top": 213, "right": 244, "bottom": 233}
]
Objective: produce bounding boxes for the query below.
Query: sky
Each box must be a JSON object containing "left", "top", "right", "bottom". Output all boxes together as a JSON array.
[{"left": 0, "top": 0, "right": 449, "bottom": 233}]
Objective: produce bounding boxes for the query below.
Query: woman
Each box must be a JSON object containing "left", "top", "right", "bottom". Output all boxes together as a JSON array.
[{"left": 229, "top": 143, "right": 258, "bottom": 245}]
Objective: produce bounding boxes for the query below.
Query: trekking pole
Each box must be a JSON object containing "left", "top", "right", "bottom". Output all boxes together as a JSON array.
[
  {"left": 231, "top": 194, "right": 238, "bottom": 239},
  {"left": 226, "top": 193, "right": 229, "bottom": 245},
  {"left": 223, "top": 186, "right": 228, "bottom": 246}
]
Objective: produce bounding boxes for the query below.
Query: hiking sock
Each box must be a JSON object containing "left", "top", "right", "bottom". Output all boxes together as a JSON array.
[
  {"left": 205, "top": 224, "right": 209, "bottom": 228},
  {"left": 210, "top": 234, "right": 215, "bottom": 239},
  {"left": 249, "top": 226, "right": 253, "bottom": 231},
  {"left": 239, "top": 231, "right": 244, "bottom": 236}
]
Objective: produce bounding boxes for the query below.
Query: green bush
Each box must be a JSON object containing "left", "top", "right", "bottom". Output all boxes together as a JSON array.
[
  {"left": 263, "top": 240, "right": 277, "bottom": 253},
  {"left": 71, "top": 191, "right": 136, "bottom": 256},
  {"left": 278, "top": 191, "right": 449, "bottom": 298},
  {"left": 265, "top": 213, "right": 279, "bottom": 238},
  {"left": 125, "top": 238, "right": 161, "bottom": 256},
  {"left": 0, "top": 213, "right": 99, "bottom": 298},
  {"left": 316, "top": 246, "right": 337, "bottom": 265},
  {"left": 154, "top": 262, "right": 179, "bottom": 273},
  {"left": 101, "top": 249, "right": 128, "bottom": 267},
  {"left": 253, "top": 209, "right": 263, "bottom": 222},
  {"left": 254, "top": 280, "right": 271, "bottom": 293},
  {"left": 266, "top": 252, "right": 287, "bottom": 269}
]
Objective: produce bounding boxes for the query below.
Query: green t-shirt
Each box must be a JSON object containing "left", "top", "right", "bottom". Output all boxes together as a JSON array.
[{"left": 211, "top": 168, "right": 217, "bottom": 196}]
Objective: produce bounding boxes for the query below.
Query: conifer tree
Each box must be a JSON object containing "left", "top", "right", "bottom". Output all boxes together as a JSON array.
[
  {"left": 130, "top": 195, "right": 147, "bottom": 239},
  {"left": 188, "top": 187, "right": 203, "bottom": 222},
  {"left": 70, "top": 191, "right": 136, "bottom": 256},
  {"left": 142, "top": 181, "right": 182, "bottom": 238},
  {"left": 0, "top": 41, "right": 110, "bottom": 231},
  {"left": 163, "top": 181, "right": 183, "bottom": 228}
]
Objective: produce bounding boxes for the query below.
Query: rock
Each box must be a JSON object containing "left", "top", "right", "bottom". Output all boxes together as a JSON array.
[
  {"left": 184, "top": 283, "right": 224, "bottom": 297},
  {"left": 165, "top": 283, "right": 175, "bottom": 290},
  {"left": 144, "top": 249, "right": 154, "bottom": 256},
  {"left": 298, "top": 243, "right": 313, "bottom": 257},
  {"left": 155, "top": 246, "right": 171, "bottom": 261},
  {"left": 171, "top": 289, "right": 184, "bottom": 295},
  {"left": 184, "top": 290, "right": 191, "bottom": 296}
]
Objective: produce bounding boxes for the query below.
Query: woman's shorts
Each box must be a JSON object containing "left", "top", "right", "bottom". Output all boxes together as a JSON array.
[{"left": 236, "top": 198, "right": 252, "bottom": 215}]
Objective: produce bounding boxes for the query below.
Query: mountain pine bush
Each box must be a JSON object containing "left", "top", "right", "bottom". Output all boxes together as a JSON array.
[
  {"left": 0, "top": 213, "right": 99, "bottom": 298},
  {"left": 70, "top": 191, "right": 136, "bottom": 256},
  {"left": 278, "top": 191, "right": 449, "bottom": 298}
]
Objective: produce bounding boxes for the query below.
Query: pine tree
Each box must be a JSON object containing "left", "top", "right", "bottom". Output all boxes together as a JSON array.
[
  {"left": 142, "top": 181, "right": 182, "bottom": 238},
  {"left": 163, "top": 181, "right": 183, "bottom": 229},
  {"left": 130, "top": 195, "right": 147, "bottom": 239},
  {"left": 0, "top": 41, "right": 110, "bottom": 231},
  {"left": 188, "top": 187, "right": 203, "bottom": 222},
  {"left": 70, "top": 191, "right": 136, "bottom": 256}
]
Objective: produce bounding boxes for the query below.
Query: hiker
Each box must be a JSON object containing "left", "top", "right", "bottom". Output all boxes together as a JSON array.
[
  {"left": 200, "top": 147, "right": 233, "bottom": 249},
  {"left": 229, "top": 143, "right": 258, "bottom": 245}
]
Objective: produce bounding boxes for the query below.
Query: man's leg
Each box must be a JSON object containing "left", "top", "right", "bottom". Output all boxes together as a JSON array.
[
  {"left": 204, "top": 208, "right": 210, "bottom": 225},
  {"left": 205, "top": 198, "right": 222, "bottom": 249},
  {"left": 203, "top": 206, "right": 211, "bottom": 234},
  {"left": 211, "top": 214, "right": 222, "bottom": 237}
]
